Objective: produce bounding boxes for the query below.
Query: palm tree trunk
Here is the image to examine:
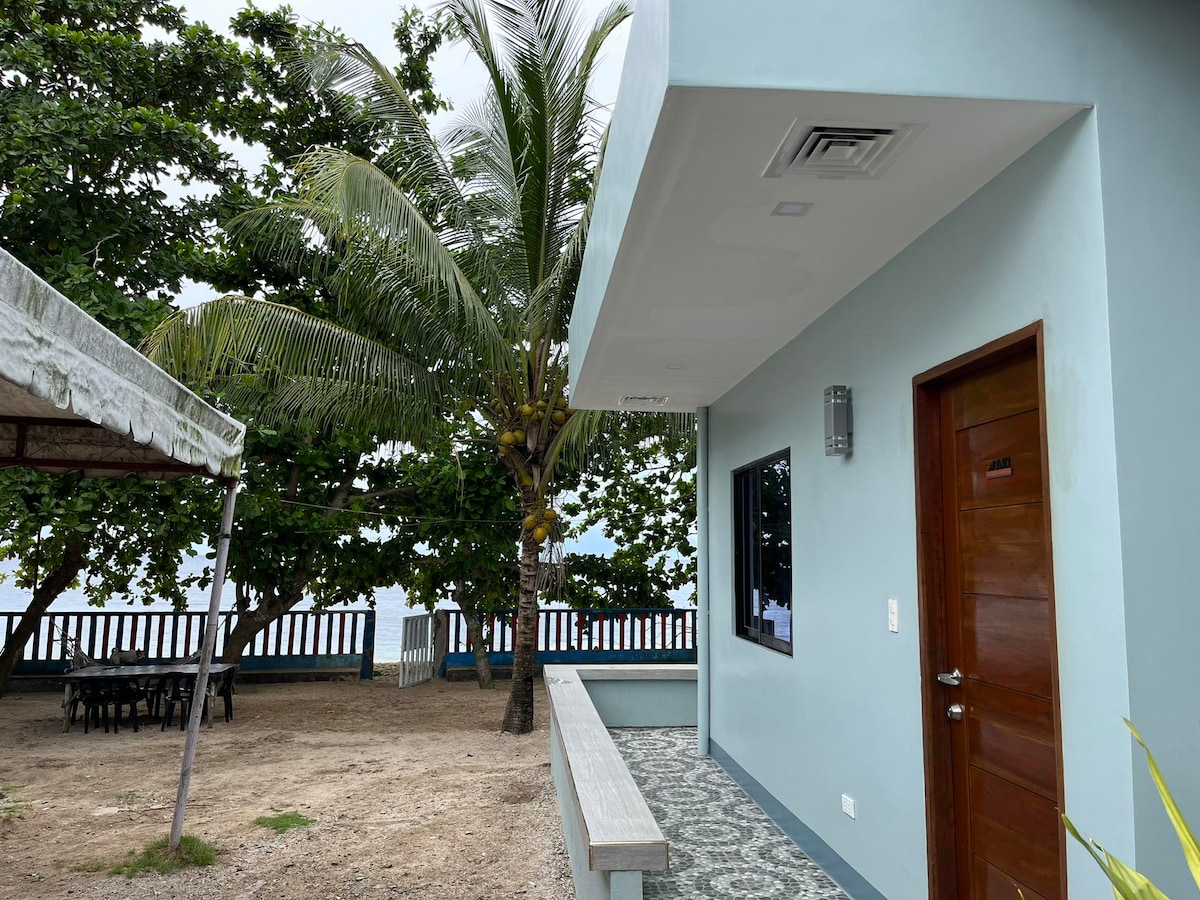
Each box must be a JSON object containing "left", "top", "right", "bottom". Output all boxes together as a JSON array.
[
  {"left": 0, "top": 535, "right": 86, "bottom": 697},
  {"left": 502, "top": 532, "right": 540, "bottom": 733}
]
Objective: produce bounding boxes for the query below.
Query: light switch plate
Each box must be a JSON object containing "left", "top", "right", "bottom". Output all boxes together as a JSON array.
[
  {"left": 888, "top": 598, "right": 899, "bottom": 633},
  {"left": 841, "top": 794, "right": 856, "bottom": 819}
]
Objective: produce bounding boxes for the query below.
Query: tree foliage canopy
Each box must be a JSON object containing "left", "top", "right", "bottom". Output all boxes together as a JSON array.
[
  {"left": 142, "top": 0, "right": 693, "bottom": 732},
  {"left": 0, "top": 0, "right": 249, "bottom": 618}
]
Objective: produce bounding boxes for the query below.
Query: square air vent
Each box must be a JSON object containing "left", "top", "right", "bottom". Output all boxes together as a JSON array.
[
  {"left": 618, "top": 395, "right": 669, "bottom": 408},
  {"left": 763, "top": 120, "right": 922, "bottom": 180}
]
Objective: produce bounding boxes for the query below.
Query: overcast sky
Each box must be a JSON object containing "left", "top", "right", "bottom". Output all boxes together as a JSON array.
[{"left": 187, "top": 0, "right": 630, "bottom": 129}]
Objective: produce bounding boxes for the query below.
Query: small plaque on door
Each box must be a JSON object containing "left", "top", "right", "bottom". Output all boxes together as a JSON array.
[{"left": 985, "top": 456, "right": 1013, "bottom": 479}]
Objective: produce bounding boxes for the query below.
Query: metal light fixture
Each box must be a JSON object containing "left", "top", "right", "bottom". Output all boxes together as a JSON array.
[{"left": 824, "top": 385, "right": 852, "bottom": 456}]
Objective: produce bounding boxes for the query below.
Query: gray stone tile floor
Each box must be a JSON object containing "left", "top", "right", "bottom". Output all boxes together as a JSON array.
[{"left": 609, "top": 727, "right": 850, "bottom": 900}]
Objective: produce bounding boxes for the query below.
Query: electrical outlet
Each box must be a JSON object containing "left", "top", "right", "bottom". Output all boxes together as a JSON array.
[
  {"left": 841, "top": 794, "right": 856, "bottom": 819},
  {"left": 888, "top": 598, "right": 899, "bottom": 633}
]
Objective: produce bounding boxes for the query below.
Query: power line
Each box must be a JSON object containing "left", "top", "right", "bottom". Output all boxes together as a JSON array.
[{"left": 278, "top": 498, "right": 523, "bottom": 525}]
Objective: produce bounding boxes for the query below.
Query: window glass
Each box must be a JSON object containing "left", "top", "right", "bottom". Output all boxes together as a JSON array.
[{"left": 734, "top": 452, "right": 792, "bottom": 654}]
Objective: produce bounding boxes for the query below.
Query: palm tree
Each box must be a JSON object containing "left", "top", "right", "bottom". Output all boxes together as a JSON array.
[{"left": 145, "top": 0, "right": 687, "bottom": 734}]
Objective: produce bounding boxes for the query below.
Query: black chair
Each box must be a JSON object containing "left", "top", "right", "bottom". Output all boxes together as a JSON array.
[
  {"left": 160, "top": 673, "right": 205, "bottom": 730},
  {"left": 215, "top": 668, "right": 235, "bottom": 723},
  {"left": 110, "top": 677, "right": 144, "bottom": 732},
  {"left": 143, "top": 675, "right": 170, "bottom": 721},
  {"left": 77, "top": 682, "right": 114, "bottom": 734}
]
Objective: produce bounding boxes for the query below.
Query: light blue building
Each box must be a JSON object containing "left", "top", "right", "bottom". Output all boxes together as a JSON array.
[{"left": 569, "top": 2, "right": 1200, "bottom": 898}]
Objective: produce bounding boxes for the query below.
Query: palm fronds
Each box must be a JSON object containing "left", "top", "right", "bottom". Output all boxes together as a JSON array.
[{"left": 143, "top": 297, "right": 447, "bottom": 441}]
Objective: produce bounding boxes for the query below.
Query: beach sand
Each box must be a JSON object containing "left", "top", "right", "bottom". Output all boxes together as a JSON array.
[{"left": 0, "top": 676, "right": 574, "bottom": 899}]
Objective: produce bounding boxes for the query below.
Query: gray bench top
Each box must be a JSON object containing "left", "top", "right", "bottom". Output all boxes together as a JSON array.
[{"left": 545, "top": 664, "right": 694, "bottom": 872}]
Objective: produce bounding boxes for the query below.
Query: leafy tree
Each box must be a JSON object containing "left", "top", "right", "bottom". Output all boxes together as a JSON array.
[
  {"left": 179, "top": 5, "right": 449, "bottom": 665},
  {"left": 0, "top": 0, "right": 248, "bottom": 694},
  {"left": 144, "top": 0, "right": 693, "bottom": 736},
  {"left": 560, "top": 429, "right": 696, "bottom": 609},
  {"left": 380, "top": 434, "right": 520, "bottom": 689}
]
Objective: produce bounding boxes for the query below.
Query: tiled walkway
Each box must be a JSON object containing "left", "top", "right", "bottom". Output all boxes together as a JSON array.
[{"left": 609, "top": 727, "right": 850, "bottom": 900}]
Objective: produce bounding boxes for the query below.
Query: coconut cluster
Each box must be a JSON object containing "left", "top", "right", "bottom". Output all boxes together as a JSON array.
[
  {"left": 522, "top": 507, "right": 558, "bottom": 544},
  {"left": 494, "top": 395, "right": 575, "bottom": 454}
]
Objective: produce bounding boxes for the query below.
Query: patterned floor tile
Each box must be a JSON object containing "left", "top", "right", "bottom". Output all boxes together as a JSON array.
[{"left": 610, "top": 727, "right": 850, "bottom": 900}]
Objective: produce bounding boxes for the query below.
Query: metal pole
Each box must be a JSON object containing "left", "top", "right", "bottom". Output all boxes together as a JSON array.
[
  {"left": 696, "top": 407, "right": 711, "bottom": 757},
  {"left": 169, "top": 480, "right": 239, "bottom": 851}
]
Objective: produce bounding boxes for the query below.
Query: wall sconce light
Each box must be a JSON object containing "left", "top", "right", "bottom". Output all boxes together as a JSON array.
[{"left": 824, "top": 385, "right": 852, "bottom": 456}]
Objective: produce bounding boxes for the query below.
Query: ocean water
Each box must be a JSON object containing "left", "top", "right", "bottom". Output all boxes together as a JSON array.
[
  {"left": 0, "top": 554, "right": 426, "bottom": 662},
  {"left": 1, "top": 529, "right": 691, "bottom": 663}
]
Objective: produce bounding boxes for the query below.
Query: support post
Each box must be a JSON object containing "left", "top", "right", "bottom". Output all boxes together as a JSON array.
[
  {"left": 360, "top": 610, "right": 376, "bottom": 681},
  {"left": 696, "top": 406, "right": 711, "bottom": 757},
  {"left": 433, "top": 610, "right": 448, "bottom": 678},
  {"left": 169, "top": 480, "right": 238, "bottom": 851}
]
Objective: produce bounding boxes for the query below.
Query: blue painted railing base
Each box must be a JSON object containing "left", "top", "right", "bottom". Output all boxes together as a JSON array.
[
  {"left": 439, "top": 648, "right": 696, "bottom": 677},
  {"left": 14, "top": 653, "right": 367, "bottom": 678}
]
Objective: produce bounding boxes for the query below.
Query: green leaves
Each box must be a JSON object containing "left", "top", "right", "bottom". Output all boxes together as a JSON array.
[
  {"left": 143, "top": 295, "right": 446, "bottom": 443},
  {"left": 1127, "top": 720, "right": 1200, "bottom": 888},
  {"left": 1063, "top": 815, "right": 1168, "bottom": 900},
  {"left": 0, "top": 0, "right": 248, "bottom": 614},
  {"left": 1065, "top": 719, "right": 1200, "bottom": 900},
  {"left": 0, "top": 0, "right": 246, "bottom": 339}
]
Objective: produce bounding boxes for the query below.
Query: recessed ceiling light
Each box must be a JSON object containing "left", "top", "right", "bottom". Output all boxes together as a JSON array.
[
  {"left": 771, "top": 201, "right": 814, "bottom": 217},
  {"left": 665, "top": 364, "right": 685, "bottom": 370}
]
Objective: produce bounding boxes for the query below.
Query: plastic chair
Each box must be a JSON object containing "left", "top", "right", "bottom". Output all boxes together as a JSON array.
[
  {"left": 110, "top": 677, "right": 144, "bottom": 732},
  {"left": 78, "top": 683, "right": 114, "bottom": 734},
  {"left": 216, "top": 668, "right": 235, "bottom": 722},
  {"left": 160, "top": 673, "right": 205, "bottom": 731}
]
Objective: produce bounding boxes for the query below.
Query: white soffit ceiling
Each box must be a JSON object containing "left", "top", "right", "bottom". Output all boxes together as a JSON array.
[{"left": 573, "top": 88, "right": 1083, "bottom": 411}]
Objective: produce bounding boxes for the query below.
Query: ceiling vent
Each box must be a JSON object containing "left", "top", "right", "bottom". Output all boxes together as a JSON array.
[
  {"left": 618, "top": 395, "right": 670, "bottom": 408},
  {"left": 763, "top": 120, "right": 922, "bottom": 180}
]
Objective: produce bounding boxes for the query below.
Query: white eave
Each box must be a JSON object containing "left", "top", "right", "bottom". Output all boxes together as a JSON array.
[
  {"left": 0, "top": 248, "right": 245, "bottom": 479},
  {"left": 570, "top": 45, "right": 1083, "bottom": 412}
]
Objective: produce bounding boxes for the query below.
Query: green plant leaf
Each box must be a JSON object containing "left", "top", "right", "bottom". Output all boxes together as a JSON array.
[
  {"left": 1105, "top": 850, "right": 1172, "bottom": 900},
  {"left": 1064, "top": 815, "right": 1135, "bottom": 900},
  {"left": 1127, "top": 718, "right": 1200, "bottom": 890}
]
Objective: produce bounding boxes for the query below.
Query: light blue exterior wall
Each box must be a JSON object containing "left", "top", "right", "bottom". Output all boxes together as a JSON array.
[
  {"left": 583, "top": 679, "right": 698, "bottom": 727},
  {"left": 574, "top": 1, "right": 1200, "bottom": 896},
  {"left": 672, "top": 2, "right": 1200, "bottom": 894},
  {"left": 708, "top": 114, "right": 1125, "bottom": 900}
]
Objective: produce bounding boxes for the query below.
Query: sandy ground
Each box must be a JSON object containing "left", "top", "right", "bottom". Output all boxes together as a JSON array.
[{"left": 0, "top": 673, "right": 575, "bottom": 900}]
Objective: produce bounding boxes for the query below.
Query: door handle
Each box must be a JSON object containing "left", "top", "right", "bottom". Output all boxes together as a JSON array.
[
  {"left": 947, "top": 703, "right": 965, "bottom": 721},
  {"left": 937, "top": 668, "right": 963, "bottom": 687}
]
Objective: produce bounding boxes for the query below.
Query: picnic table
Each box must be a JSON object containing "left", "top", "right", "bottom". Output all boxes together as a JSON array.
[{"left": 61, "top": 663, "right": 238, "bottom": 732}]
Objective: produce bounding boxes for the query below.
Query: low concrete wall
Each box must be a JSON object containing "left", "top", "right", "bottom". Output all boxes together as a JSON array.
[
  {"left": 545, "top": 664, "right": 698, "bottom": 900},
  {"left": 550, "top": 714, "right": 645, "bottom": 900}
]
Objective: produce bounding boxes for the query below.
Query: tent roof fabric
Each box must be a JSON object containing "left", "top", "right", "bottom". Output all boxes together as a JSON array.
[{"left": 0, "top": 248, "right": 245, "bottom": 480}]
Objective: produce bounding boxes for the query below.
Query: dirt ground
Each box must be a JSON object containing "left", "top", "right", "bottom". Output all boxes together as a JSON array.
[{"left": 0, "top": 673, "right": 575, "bottom": 900}]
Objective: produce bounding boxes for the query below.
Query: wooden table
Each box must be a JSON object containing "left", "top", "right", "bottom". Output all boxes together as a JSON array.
[{"left": 61, "top": 663, "right": 237, "bottom": 732}]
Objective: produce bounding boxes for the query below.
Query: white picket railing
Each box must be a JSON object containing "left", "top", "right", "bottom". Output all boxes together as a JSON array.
[{"left": 398, "top": 613, "right": 435, "bottom": 688}]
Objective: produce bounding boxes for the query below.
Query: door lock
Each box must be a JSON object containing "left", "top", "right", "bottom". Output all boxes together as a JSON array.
[
  {"left": 937, "top": 668, "right": 963, "bottom": 687},
  {"left": 947, "top": 703, "right": 965, "bottom": 721}
]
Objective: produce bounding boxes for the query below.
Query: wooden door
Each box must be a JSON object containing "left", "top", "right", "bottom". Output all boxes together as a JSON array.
[{"left": 916, "top": 330, "right": 1064, "bottom": 900}]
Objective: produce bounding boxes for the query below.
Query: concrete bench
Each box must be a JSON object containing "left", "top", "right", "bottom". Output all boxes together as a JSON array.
[{"left": 544, "top": 664, "right": 697, "bottom": 900}]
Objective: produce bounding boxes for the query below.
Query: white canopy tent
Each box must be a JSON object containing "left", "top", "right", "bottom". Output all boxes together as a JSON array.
[
  {"left": 0, "top": 247, "right": 246, "bottom": 849},
  {"left": 0, "top": 248, "right": 243, "bottom": 477}
]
